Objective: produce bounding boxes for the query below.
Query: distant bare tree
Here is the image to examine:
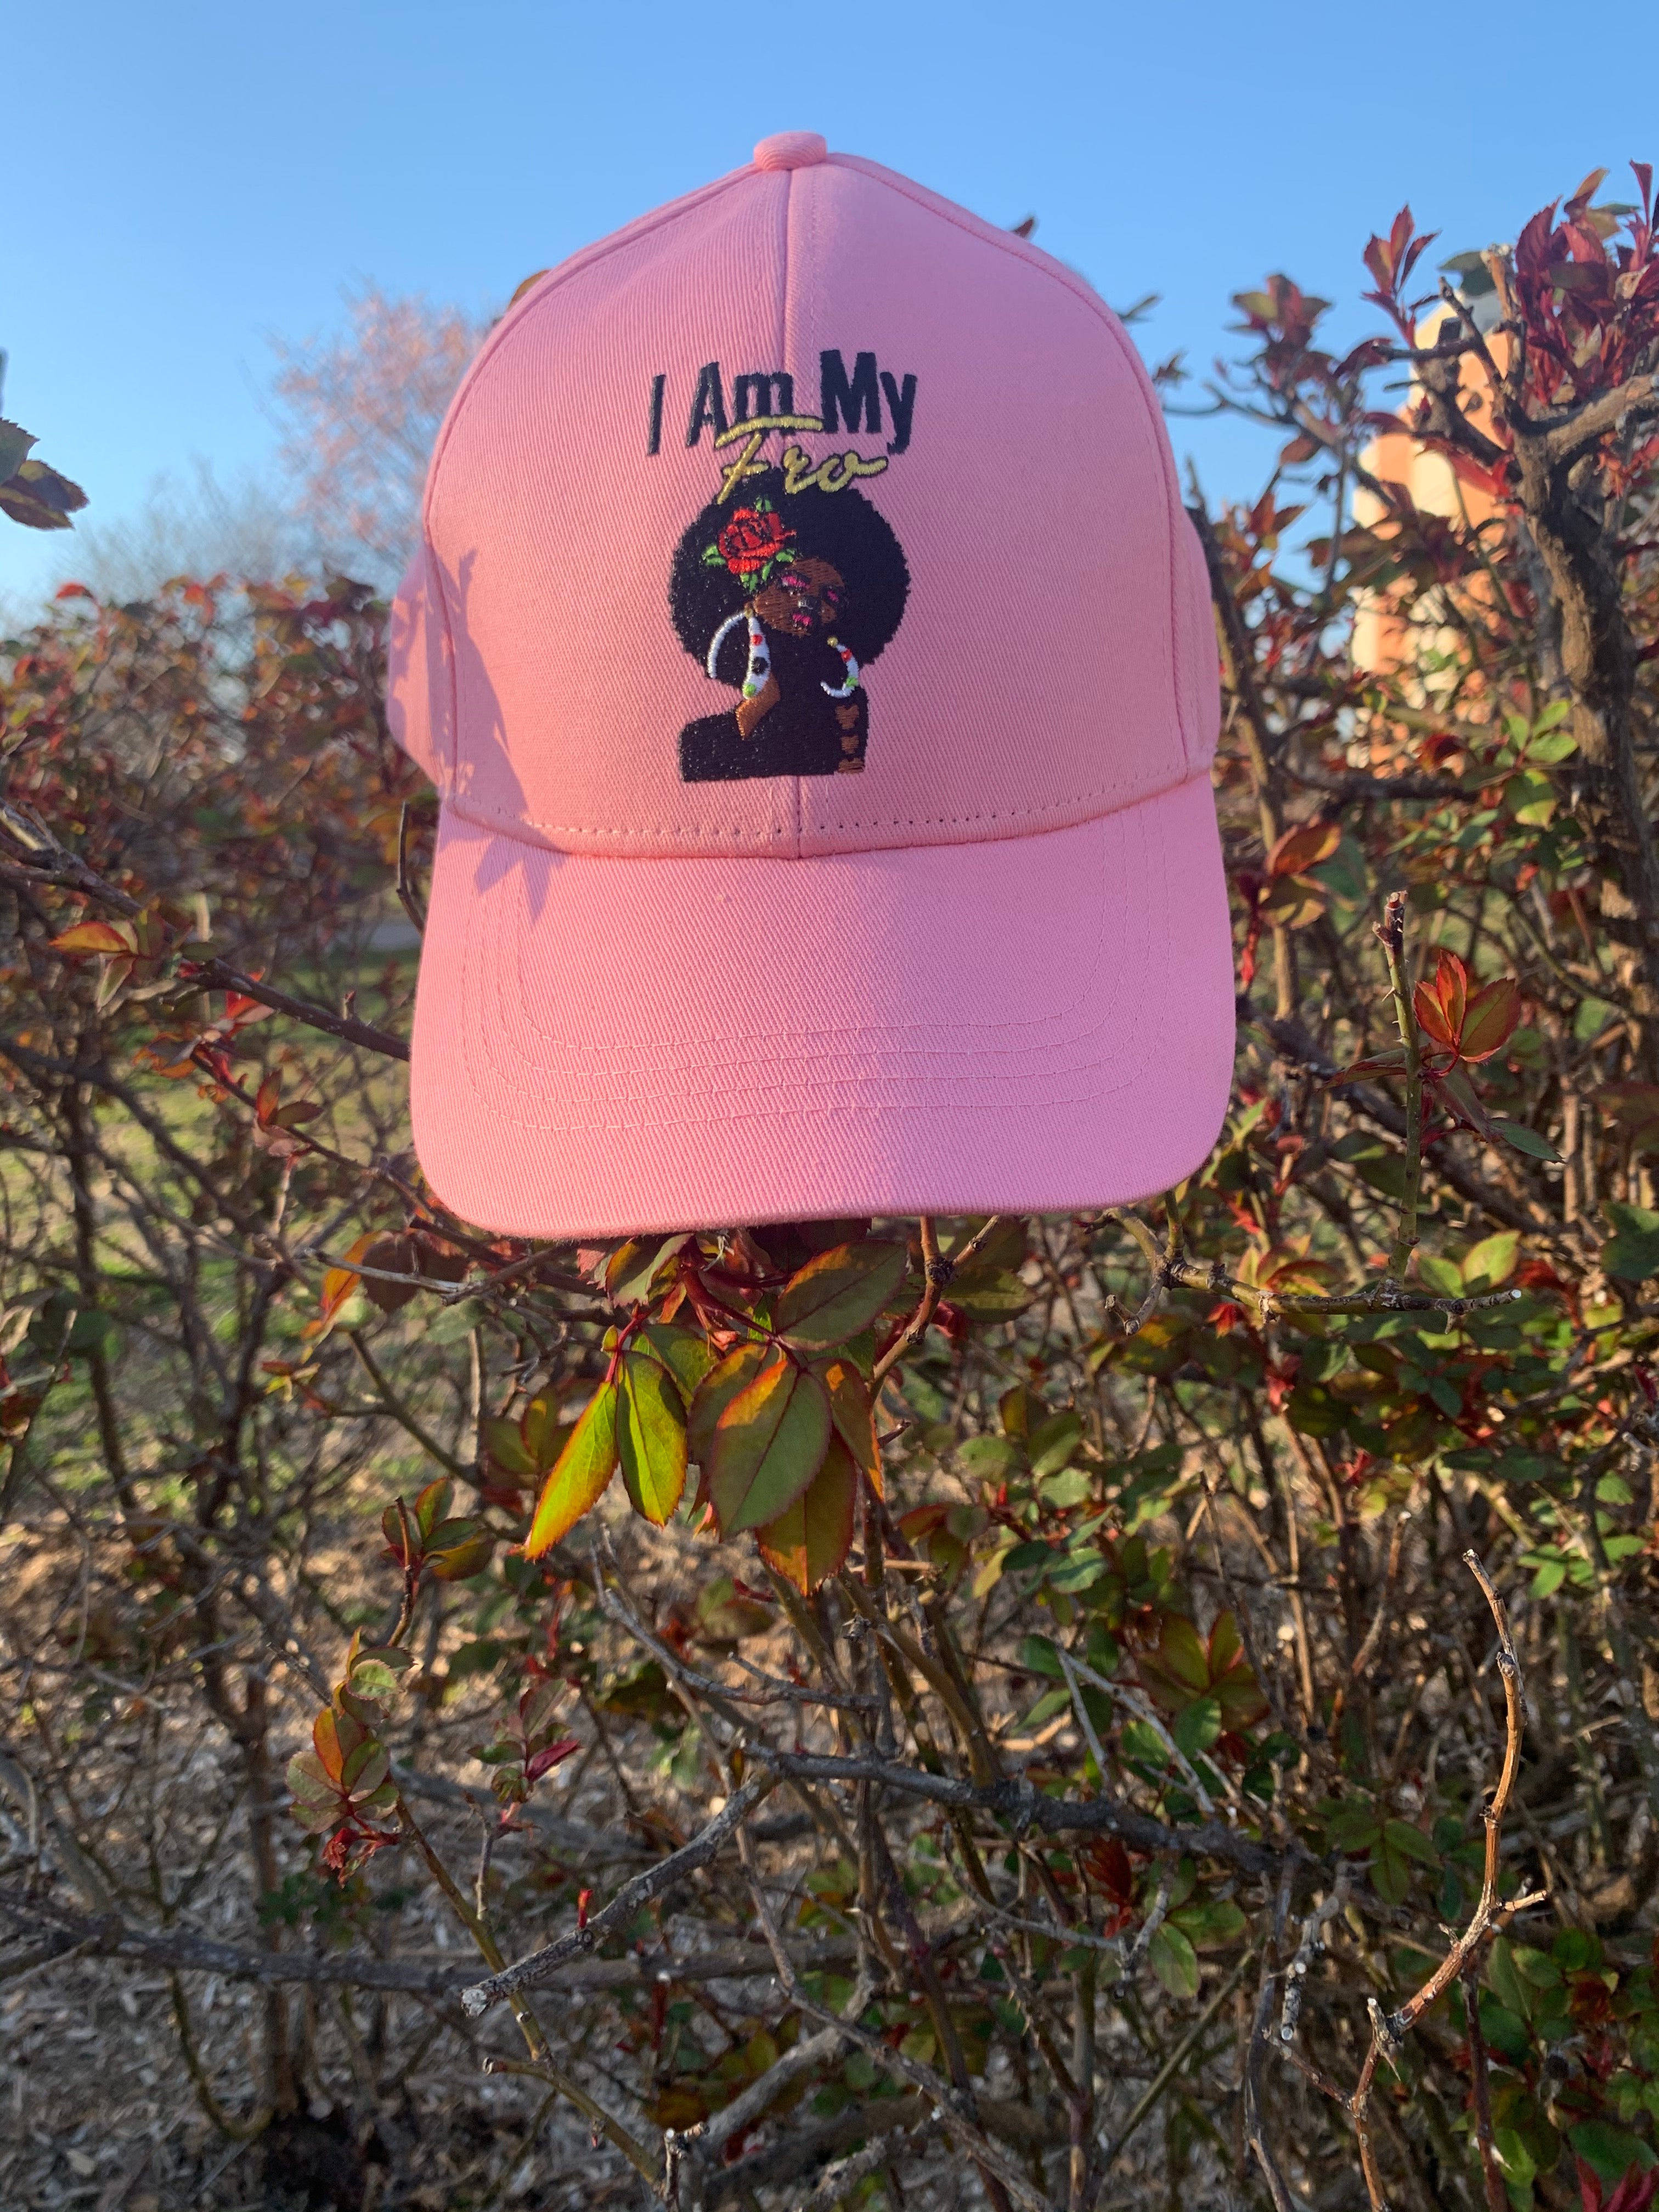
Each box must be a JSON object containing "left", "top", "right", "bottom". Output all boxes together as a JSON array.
[
  {"left": 270, "top": 284, "right": 490, "bottom": 585},
  {"left": 48, "top": 458, "right": 302, "bottom": 605}
]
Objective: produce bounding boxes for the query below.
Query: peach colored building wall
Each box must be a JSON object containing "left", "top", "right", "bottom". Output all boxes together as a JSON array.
[{"left": 1351, "top": 312, "right": 1507, "bottom": 676}]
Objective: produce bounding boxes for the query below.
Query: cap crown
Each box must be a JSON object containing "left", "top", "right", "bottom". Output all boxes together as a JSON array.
[{"left": 390, "top": 146, "right": 1218, "bottom": 860}]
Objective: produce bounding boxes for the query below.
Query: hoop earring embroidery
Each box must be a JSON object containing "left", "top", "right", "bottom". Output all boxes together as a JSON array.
[
  {"left": 821, "top": 635, "right": 860, "bottom": 698},
  {"left": 706, "top": 610, "right": 773, "bottom": 699}
]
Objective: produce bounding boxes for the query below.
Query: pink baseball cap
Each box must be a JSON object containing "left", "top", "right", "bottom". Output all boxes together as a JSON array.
[{"left": 387, "top": 131, "right": 1234, "bottom": 1238}]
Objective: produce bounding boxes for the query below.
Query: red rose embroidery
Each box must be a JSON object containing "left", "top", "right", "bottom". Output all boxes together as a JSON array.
[{"left": 716, "top": 506, "right": 795, "bottom": 577}]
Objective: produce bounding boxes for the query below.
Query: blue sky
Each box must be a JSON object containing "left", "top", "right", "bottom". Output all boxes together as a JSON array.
[{"left": 7, "top": 0, "right": 1657, "bottom": 605}]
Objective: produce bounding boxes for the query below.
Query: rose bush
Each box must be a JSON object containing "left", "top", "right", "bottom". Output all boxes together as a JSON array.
[{"left": 3, "top": 163, "right": 1659, "bottom": 2212}]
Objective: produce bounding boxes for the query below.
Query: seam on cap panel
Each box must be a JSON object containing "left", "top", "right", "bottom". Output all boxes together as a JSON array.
[
  {"left": 444, "top": 793, "right": 795, "bottom": 849},
  {"left": 425, "top": 532, "right": 461, "bottom": 793},
  {"left": 421, "top": 164, "right": 757, "bottom": 539},
  {"left": 439, "top": 763, "right": 1214, "bottom": 859},
  {"left": 421, "top": 168, "right": 761, "bottom": 774},
  {"left": 782, "top": 168, "right": 802, "bottom": 858},
  {"left": 821, "top": 155, "right": 1193, "bottom": 778}
]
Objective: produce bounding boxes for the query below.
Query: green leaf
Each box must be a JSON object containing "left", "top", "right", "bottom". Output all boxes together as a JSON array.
[
  {"left": 1028, "top": 1410, "right": 1084, "bottom": 1477},
  {"left": 410, "top": 1477, "right": 451, "bottom": 1540},
  {"left": 687, "top": 1341, "right": 768, "bottom": 1464},
  {"left": 820, "top": 1355, "right": 879, "bottom": 1483},
  {"left": 427, "top": 1297, "right": 486, "bottom": 1344},
  {"left": 1143, "top": 1614, "right": 1210, "bottom": 1699},
  {"left": 756, "top": 1434, "right": 858, "bottom": 1592},
  {"left": 641, "top": 1322, "right": 715, "bottom": 1403},
  {"left": 1172, "top": 1692, "right": 1222, "bottom": 1757},
  {"left": 1492, "top": 2129, "right": 1537, "bottom": 2186},
  {"left": 1312, "top": 833, "right": 1369, "bottom": 908},
  {"left": 1020, "top": 1686, "right": 1072, "bottom": 1730},
  {"left": 65, "top": 1310, "right": 119, "bottom": 1357},
  {"left": 1017, "top": 1635, "right": 1066, "bottom": 1680},
  {"left": 341, "top": 1740, "right": 390, "bottom": 1798},
  {"left": 1605, "top": 1218, "right": 1659, "bottom": 1279},
  {"left": 1322, "top": 1801, "right": 1381, "bottom": 1850},
  {"left": 618, "top": 1350, "right": 688, "bottom": 1526},
  {"left": 1551, "top": 1927, "right": 1600, "bottom": 1972},
  {"left": 526, "top": 1380, "right": 619, "bottom": 1556},
  {"left": 707, "top": 1351, "right": 832, "bottom": 1534},
  {"left": 287, "top": 1750, "right": 339, "bottom": 1808},
  {"left": 1170, "top": 1898, "right": 1248, "bottom": 1950},
  {"left": 1047, "top": 1550, "right": 1107, "bottom": 1594},
  {"left": 772, "top": 1240, "right": 909, "bottom": 1351},
  {"left": 1370, "top": 1840, "right": 1410, "bottom": 1905},
  {"left": 692, "top": 1576, "right": 773, "bottom": 1644},
  {"left": 425, "top": 1516, "right": 493, "bottom": 1580},
  {"left": 1381, "top": 1818, "right": 1438, "bottom": 1866},
  {"left": 1147, "top": 1922, "right": 1200, "bottom": 2000},
  {"left": 1488, "top": 1118, "right": 1561, "bottom": 1164},
  {"left": 1039, "top": 1469, "right": 1093, "bottom": 1508},
  {"left": 0, "top": 458, "right": 88, "bottom": 531},
  {"left": 1486, "top": 1936, "right": 1529, "bottom": 2016},
  {"left": 946, "top": 1269, "right": 1033, "bottom": 1319},
  {"left": 482, "top": 1416, "right": 537, "bottom": 1480},
  {"left": 606, "top": 1233, "right": 691, "bottom": 1307},
  {"left": 1462, "top": 1231, "right": 1519, "bottom": 1289},
  {"left": 1416, "top": 1255, "right": 1464, "bottom": 1297},
  {"left": 0, "top": 420, "right": 37, "bottom": 482},
  {"left": 1565, "top": 2121, "right": 1653, "bottom": 2185},
  {"left": 1505, "top": 769, "right": 1556, "bottom": 827}
]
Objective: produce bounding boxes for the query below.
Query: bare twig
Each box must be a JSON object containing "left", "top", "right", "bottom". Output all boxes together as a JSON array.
[
  {"left": 184, "top": 957, "right": 410, "bottom": 1061},
  {"left": 461, "top": 1777, "right": 775, "bottom": 2013},
  {"left": 873, "top": 1216, "right": 1003, "bottom": 1386}
]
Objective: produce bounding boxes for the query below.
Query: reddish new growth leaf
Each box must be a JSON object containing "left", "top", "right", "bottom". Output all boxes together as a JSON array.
[
  {"left": 287, "top": 1705, "right": 400, "bottom": 1882},
  {"left": 1362, "top": 205, "right": 1440, "bottom": 338},
  {"left": 1079, "top": 1837, "right": 1137, "bottom": 1937},
  {"left": 1576, "top": 2158, "right": 1659, "bottom": 2212},
  {"left": 1413, "top": 950, "right": 1521, "bottom": 1066},
  {"left": 251, "top": 1071, "right": 325, "bottom": 1159},
  {"left": 473, "top": 1677, "right": 580, "bottom": 1823}
]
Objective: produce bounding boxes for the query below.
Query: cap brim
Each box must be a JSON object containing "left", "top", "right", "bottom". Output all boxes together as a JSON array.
[{"left": 409, "top": 771, "right": 1236, "bottom": 1238}]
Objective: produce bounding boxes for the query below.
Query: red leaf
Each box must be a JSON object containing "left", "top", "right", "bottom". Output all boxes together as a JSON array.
[
  {"left": 1413, "top": 981, "right": 1456, "bottom": 1052},
  {"left": 524, "top": 1736, "right": 580, "bottom": 1784},
  {"left": 1459, "top": 977, "right": 1522, "bottom": 1063},
  {"left": 1414, "top": 950, "right": 1469, "bottom": 1053}
]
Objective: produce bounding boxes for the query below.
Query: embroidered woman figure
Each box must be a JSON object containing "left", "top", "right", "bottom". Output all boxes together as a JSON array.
[{"left": 669, "top": 469, "right": 909, "bottom": 783}]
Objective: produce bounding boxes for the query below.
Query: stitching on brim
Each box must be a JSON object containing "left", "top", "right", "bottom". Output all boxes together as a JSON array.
[
  {"left": 437, "top": 804, "right": 1184, "bottom": 1138},
  {"left": 442, "top": 763, "right": 1211, "bottom": 856}
]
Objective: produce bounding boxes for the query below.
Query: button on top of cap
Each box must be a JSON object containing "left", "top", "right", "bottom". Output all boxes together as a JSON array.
[{"left": 753, "top": 131, "right": 827, "bottom": 172}]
